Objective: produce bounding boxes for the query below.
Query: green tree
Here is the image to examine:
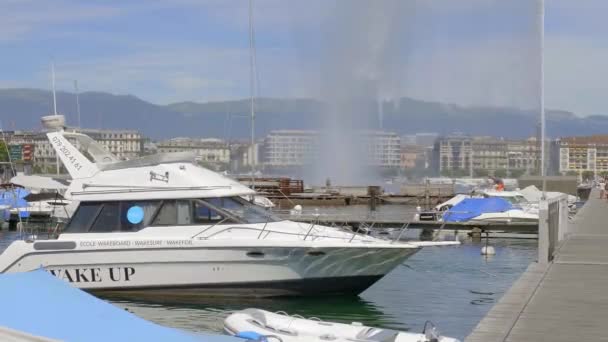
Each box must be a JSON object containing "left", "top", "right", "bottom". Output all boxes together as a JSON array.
[
  {"left": 441, "top": 169, "right": 469, "bottom": 177},
  {"left": 565, "top": 171, "right": 579, "bottom": 176},
  {"left": 440, "top": 169, "right": 452, "bottom": 177},
  {"left": 494, "top": 169, "right": 507, "bottom": 178},
  {"left": 582, "top": 170, "right": 595, "bottom": 181},
  {"left": 0, "top": 141, "right": 8, "bottom": 162},
  {"left": 509, "top": 169, "right": 526, "bottom": 179},
  {"left": 473, "top": 169, "right": 489, "bottom": 177}
]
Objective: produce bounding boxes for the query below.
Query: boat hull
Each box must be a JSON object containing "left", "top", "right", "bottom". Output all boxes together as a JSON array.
[
  {"left": 91, "top": 274, "right": 385, "bottom": 300},
  {"left": 0, "top": 242, "right": 418, "bottom": 298}
]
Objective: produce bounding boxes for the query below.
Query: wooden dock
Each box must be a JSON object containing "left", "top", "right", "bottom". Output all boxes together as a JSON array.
[{"left": 466, "top": 189, "right": 608, "bottom": 341}]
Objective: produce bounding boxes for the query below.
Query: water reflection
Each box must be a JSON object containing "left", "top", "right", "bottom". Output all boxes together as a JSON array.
[
  {"left": 108, "top": 295, "right": 398, "bottom": 334},
  {"left": 102, "top": 238, "right": 535, "bottom": 340}
]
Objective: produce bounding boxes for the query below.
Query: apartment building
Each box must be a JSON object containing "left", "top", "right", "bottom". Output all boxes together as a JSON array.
[
  {"left": 263, "top": 130, "right": 401, "bottom": 169},
  {"left": 3, "top": 128, "right": 143, "bottom": 173},
  {"left": 434, "top": 135, "right": 539, "bottom": 176},
  {"left": 557, "top": 135, "right": 608, "bottom": 175},
  {"left": 156, "top": 137, "right": 230, "bottom": 165}
]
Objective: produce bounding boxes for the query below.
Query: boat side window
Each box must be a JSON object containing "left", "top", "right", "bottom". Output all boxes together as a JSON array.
[
  {"left": 151, "top": 200, "right": 193, "bottom": 226},
  {"left": 197, "top": 197, "right": 278, "bottom": 224},
  {"left": 120, "top": 201, "right": 160, "bottom": 232},
  {"left": 90, "top": 202, "right": 120, "bottom": 232},
  {"left": 193, "top": 199, "right": 228, "bottom": 223},
  {"left": 64, "top": 202, "right": 103, "bottom": 233}
]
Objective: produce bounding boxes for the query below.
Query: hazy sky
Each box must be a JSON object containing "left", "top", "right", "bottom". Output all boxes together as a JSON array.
[{"left": 0, "top": 0, "right": 605, "bottom": 116}]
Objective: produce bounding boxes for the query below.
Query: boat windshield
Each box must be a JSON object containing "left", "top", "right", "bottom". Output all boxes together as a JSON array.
[
  {"left": 500, "top": 196, "right": 527, "bottom": 205},
  {"left": 198, "top": 197, "right": 279, "bottom": 224}
]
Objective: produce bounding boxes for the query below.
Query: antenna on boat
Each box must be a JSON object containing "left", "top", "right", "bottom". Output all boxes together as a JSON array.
[
  {"left": 539, "top": 0, "right": 546, "bottom": 199},
  {"left": 52, "top": 62, "right": 58, "bottom": 116},
  {"left": 248, "top": 0, "right": 257, "bottom": 193},
  {"left": 74, "top": 80, "right": 81, "bottom": 129},
  {"left": 44, "top": 61, "right": 67, "bottom": 175},
  {"left": 52, "top": 62, "right": 60, "bottom": 174}
]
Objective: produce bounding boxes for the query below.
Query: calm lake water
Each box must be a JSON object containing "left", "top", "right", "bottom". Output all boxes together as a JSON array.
[
  {"left": 109, "top": 238, "right": 536, "bottom": 340},
  {"left": 0, "top": 205, "right": 537, "bottom": 340}
]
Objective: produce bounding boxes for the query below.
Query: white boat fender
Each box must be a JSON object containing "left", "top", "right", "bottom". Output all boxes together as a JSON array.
[
  {"left": 480, "top": 246, "right": 496, "bottom": 255},
  {"left": 235, "top": 331, "right": 283, "bottom": 342}
]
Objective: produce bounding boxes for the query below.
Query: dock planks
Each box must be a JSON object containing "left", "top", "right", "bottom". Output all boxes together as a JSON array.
[{"left": 466, "top": 189, "right": 608, "bottom": 341}]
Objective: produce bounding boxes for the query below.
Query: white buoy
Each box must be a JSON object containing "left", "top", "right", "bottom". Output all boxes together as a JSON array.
[
  {"left": 481, "top": 246, "right": 496, "bottom": 255},
  {"left": 290, "top": 204, "right": 303, "bottom": 216}
]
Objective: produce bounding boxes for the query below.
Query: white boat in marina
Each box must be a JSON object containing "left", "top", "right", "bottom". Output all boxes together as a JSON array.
[
  {"left": 9, "top": 194, "right": 75, "bottom": 220},
  {"left": 431, "top": 189, "right": 539, "bottom": 224},
  {"left": 7, "top": 175, "right": 77, "bottom": 220},
  {"left": 224, "top": 309, "right": 460, "bottom": 342},
  {"left": 0, "top": 116, "right": 458, "bottom": 298}
]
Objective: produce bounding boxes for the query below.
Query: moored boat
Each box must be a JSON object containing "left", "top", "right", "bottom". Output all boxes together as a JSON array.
[
  {"left": 224, "top": 308, "right": 460, "bottom": 342},
  {"left": 0, "top": 116, "right": 459, "bottom": 299}
]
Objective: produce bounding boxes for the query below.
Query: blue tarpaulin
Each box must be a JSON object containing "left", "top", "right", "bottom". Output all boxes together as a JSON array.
[
  {"left": 0, "top": 188, "right": 30, "bottom": 218},
  {"left": 443, "top": 197, "right": 512, "bottom": 222},
  {"left": 0, "top": 269, "right": 243, "bottom": 342}
]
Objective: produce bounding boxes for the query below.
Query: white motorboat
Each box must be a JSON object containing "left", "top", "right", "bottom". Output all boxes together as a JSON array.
[
  {"left": 434, "top": 190, "right": 539, "bottom": 224},
  {"left": 0, "top": 120, "right": 458, "bottom": 298},
  {"left": 9, "top": 195, "right": 75, "bottom": 220},
  {"left": 466, "top": 190, "right": 539, "bottom": 224},
  {"left": 8, "top": 175, "right": 77, "bottom": 220},
  {"left": 224, "top": 309, "right": 460, "bottom": 342},
  {"left": 467, "top": 209, "right": 539, "bottom": 224}
]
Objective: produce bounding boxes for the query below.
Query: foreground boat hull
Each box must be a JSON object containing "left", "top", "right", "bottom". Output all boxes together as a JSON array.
[
  {"left": 0, "top": 242, "right": 418, "bottom": 298},
  {"left": 92, "top": 274, "right": 385, "bottom": 300}
]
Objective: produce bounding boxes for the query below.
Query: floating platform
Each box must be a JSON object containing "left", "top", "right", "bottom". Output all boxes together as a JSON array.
[{"left": 466, "top": 189, "right": 608, "bottom": 341}]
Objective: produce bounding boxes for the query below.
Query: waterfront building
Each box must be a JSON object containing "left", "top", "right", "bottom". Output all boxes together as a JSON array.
[
  {"left": 434, "top": 135, "right": 539, "bottom": 176},
  {"left": 228, "top": 142, "right": 261, "bottom": 172},
  {"left": 156, "top": 137, "right": 230, "bottom": 167},
  {"left": 263, "top": 130, "right": 318, "bottom": 168},
  {"left": 434, "top": 135, "right": 472, "bottom": 175},
  {"left": 400, "top": 144, "right": 430, "bottom": 170},
  {"left": 263, "top": 130, "right": 401, "bottom": 170},
  {"left": 86, "top": 129, "right": 143, "bottom": 160},
  {"left": 363, "top": 131, "right": 401, "bottom": 168},
  {"left": 3, "top": 128, "right": 143, "bottom": 174},
  {"left": 401, "top": 133, "right": 439, "bottom": 148},
  {"left": 557, "top": 135, "right": 608, "bottom": 175}
]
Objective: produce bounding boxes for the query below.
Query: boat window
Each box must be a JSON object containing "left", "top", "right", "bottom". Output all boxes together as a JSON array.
[
  {"left": 47, "top": 201, "right": 68, "bottom": 206},
  {"left": 501, "top": 196, "right": 526, "bottom": 205},
  {"left": 199, "top": 197, "right": 279, "bottom": 224},
  {"left": 120, "top": 201, "right": 160, "bottom": 232},
  {"left": 193, "top": 199, "right": 228, "bottom": 223},
  {"left": 64, "top": 202, "right": 102, "bottom": 233},
  {"left": 151, "top": 200, "right": 193, "bottom": 226},
  {"left": 90, "top": 202, "right": 120, "bottom": 232}
]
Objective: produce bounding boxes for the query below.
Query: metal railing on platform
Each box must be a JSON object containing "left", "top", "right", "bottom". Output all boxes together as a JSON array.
[{"left": 538, "top": 194, "right": 569, "bottom": 264}]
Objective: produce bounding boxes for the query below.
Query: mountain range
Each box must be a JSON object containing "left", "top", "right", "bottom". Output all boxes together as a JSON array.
[{"left": 1, "top": 88, "right": 607, "bottom": 140}]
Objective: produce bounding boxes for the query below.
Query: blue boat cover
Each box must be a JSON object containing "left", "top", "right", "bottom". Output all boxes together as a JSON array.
[
  {"left": 0, "top": 188, "right": 30, "bottom": 218},
  {"left": 443, "top": 197, "right": 512, "bottom": 222},
  {"left": 0, "top": 269, "right": 242, "bottom": 342}
]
